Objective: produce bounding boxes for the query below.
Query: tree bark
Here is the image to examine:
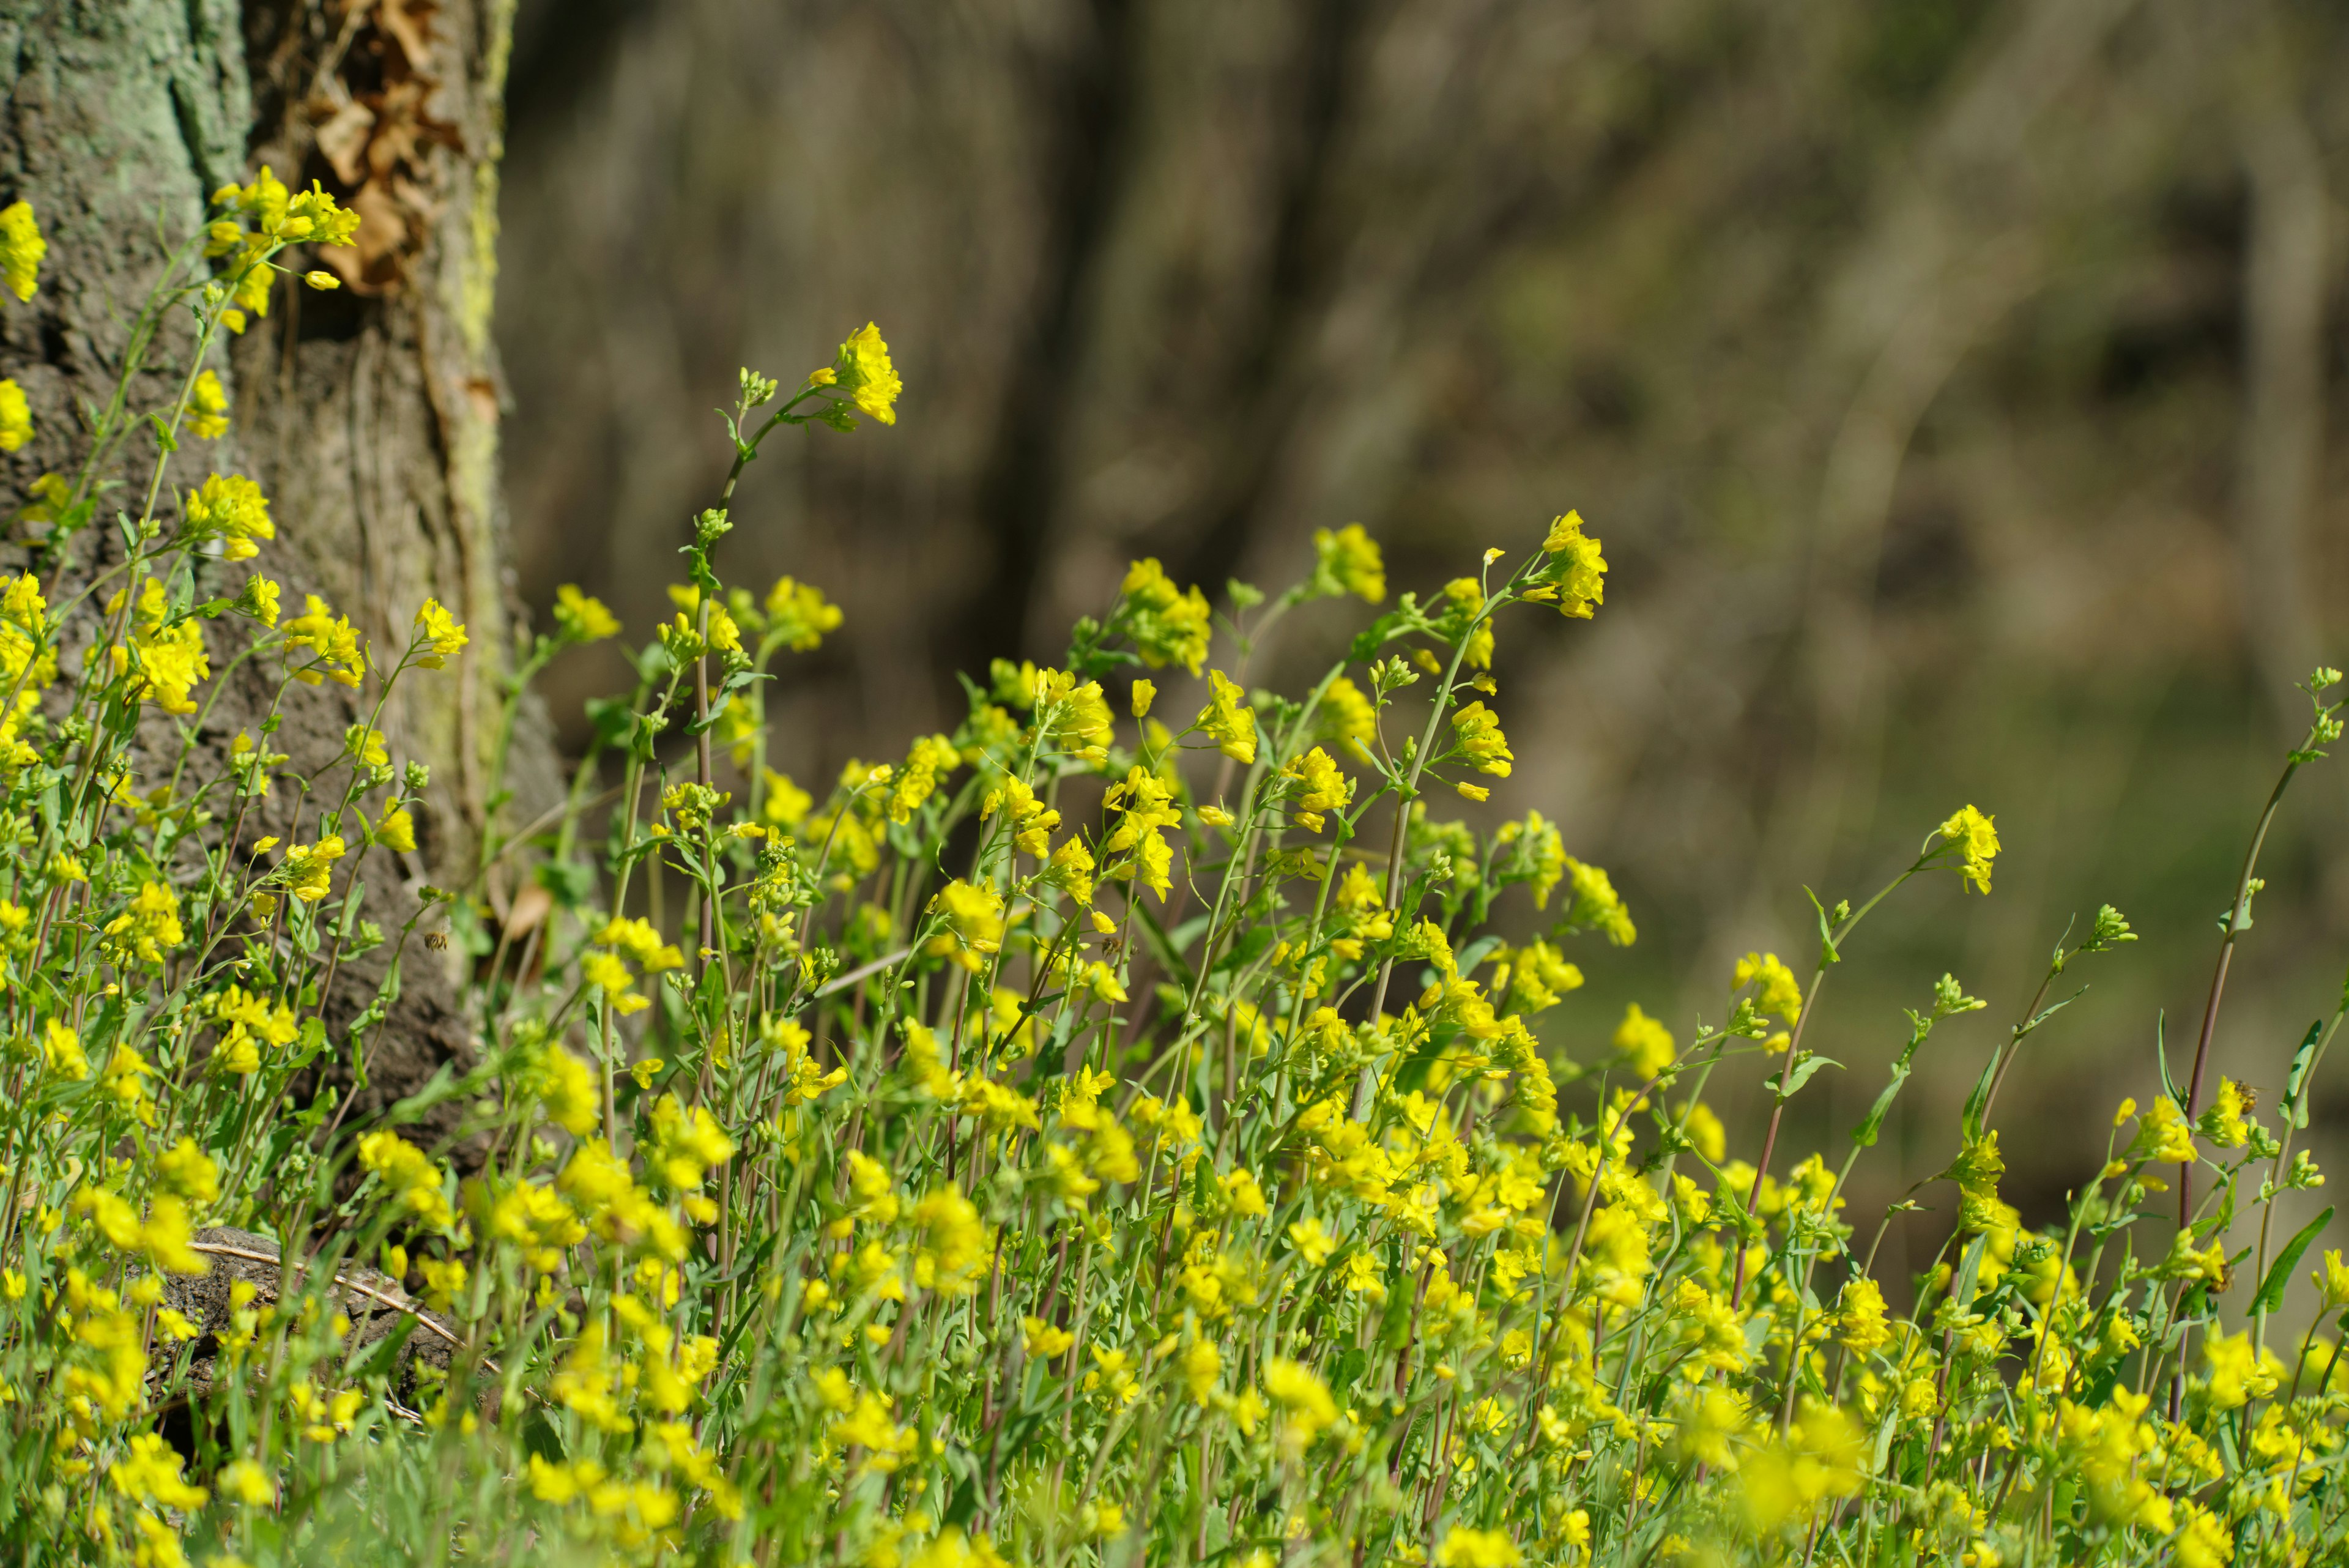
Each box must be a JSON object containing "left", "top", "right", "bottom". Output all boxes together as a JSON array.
[{"left": 0, "top": 0, "right": 549, "bottom": 1129}]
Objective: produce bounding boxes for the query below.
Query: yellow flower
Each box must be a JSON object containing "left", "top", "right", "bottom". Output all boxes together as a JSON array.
[
  {"left": 1130, "top": 677, "right": 1156, "bottom": 718},
  {"left": 763, "top": 576, "right": 843, "bottom": 651},
  {"left": 1433, "top": 1528, "right": 1520, "bottom": 1568},
  {"left": 109, "top": 1432, "right": 209, "bottom": 1510},
  {"left": 0, "top": 200, "right": 44, "bottom": 300},
  {"left": 1261, "top": 1358, "right": 1338, "bottom": 1452},
  {"left": 1836, "top": 1276, "right": 1890, "bottom": 1354},
  {"left": 1434, "top": 578, "right": 1495, "bottom": 668},
  {"left": 2197, "top": 1077, "right": 2249, "bottom": 1148},
  {"left": 0, "top": 379, "right": 28, "bottom": 451},
  {"left": 830, "top": 322, "right": 902, "bottom": 425},
  {"left": 1118, "top": 559, "right": 1214, "bottom": 675},
  {"left": 282, "top": 594, "right": 365, "bottom": 686},
  {"left": 887, "top": 734, "right": 960, "bottom": 824},
  {"left": 1280, "top": 745, "right": 1353, "bottom": 832},
  {"left": 157, "top": 1139, "right": 220, "bottom": 1205},
  {"left": 2130, "top": 1097, "right": 2197, "bottom": 1164},
  {"left": 1286, "top": 1219, "right": 1338, "bottom": 1266},
  {"left": 1312, "top": 523, "right": 1386, "bottom": 603},
  {"left": 1450, "top": 701, "right": 1513, "bottom": 776},
  {"left": 357, "top": 1129, "right": 456, "bottom": 1232},
  {"left": 281, "top": 836, "right": 346, "bottom": 902},
  {"left": 42, "top": 1017, "right": 87, "bottom": 1079},
  {"left": 1022, "top": 1315, "right": 1074, "bottom": 1360},
  {"left": 1614, "top": 1003, "right": 1674, "bottom": 1080},
  {"left": 413, "top": 597, "right": 469, "bottom": 667},
  {"left": 185, "top": 370, "right": 229, "bottom": 439},
  {"left": 218, "top": 1459, "right": 275, "bottom": 1506},
  {"left": 762, "top": 770, "right": 813, "bottom": 830},
  {"left": 2202, "top": 1328, "right": 2280, "bottom": 1410},
  {"left": 2173, "top": 1500, "right": 2230, "bottom": 1568},
  {"left": 554, "top": 584, "right": 620, "bottom": 642},
  {"left": 1937, "top": 804, "right": 1999, "bottom": 894},
  {"left": 182, "top": 472, "right": 273, "bottom": 559},
  {"left": 1035, "top": 669, "right": 1114, "bottom": 761},
  {"left": 2308, "top": 1248, "right": 2349, "bottom": 1312},
  {"left": 103, "top": 882, "right": 185, "bottom": 965},
  {"left": 1740, "top": 1400, "right": 1865, "bottom": 1532},
  {"left": 925, "top": 880, "right": 1006, "bottom": 973},
  {"left": 239, "top": 575, "right": 280, "bottom": 626},
  {"left": 1734, "top": 951, "right": 1804, "bottom": 1022},
  {"left": 1195, "top": 669, "right": 1256, "bottom": 763},
  {"left": 1044, "top": 836, "right": 1097, "bottom": 906},
  {"left": 1318, "top": 674, "right": 1376, "bottom": 761},
  {"left": 1554, "top": 857, "right": 1635, "bottom": 945},
  {"left": 374, "top": 806, "right": 416, "bottom": 853},
  {"left": 1528, "top": 510, "right": 1606, "bottom": 619},
  {"left": 644, "top": 1093, "right": 737, "bottom": 1194}
]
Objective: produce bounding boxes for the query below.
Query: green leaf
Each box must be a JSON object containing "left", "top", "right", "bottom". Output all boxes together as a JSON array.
[
  {"left": 2250, "top": 1206, "right": 2334, "bottom": 1317},
  {"left": 1850, "top": 1058, "right": 1912, "bottom": 1150},
  {"left": 2286, "top": 1020, "right": 2325, "bottom": 1128},
  {"left": 1959, "top": 1050, "right": 1999, "bottom": 1145},
  {"left": 1765, "top": 1053, "right": 1841, "bottom": 1100},
  {"left": 1951, "top": 1231, "right": 1991, "bottom": 1310},
  {"left": 1804, "top": 886, "right": 1842, "bottom": 968},
  {"left": 2155, "top": 1011, "right": 2181, "bottom": 1107}
]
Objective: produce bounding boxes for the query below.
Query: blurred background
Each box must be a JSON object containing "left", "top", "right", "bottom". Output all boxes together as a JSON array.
[{"left": 494, "top": 0, "right": 2349, "bottom": 1302}]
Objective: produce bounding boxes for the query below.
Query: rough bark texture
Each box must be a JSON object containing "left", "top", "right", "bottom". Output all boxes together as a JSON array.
[
  {"left": 0, "top": 0, "right": 551, "bottom": 1134},
  {"left": 158, "top": 1226, "right": 458, "bottom": 1410}
]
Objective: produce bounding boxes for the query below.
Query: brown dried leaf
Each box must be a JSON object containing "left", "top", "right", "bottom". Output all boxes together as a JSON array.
[
  {"left": 314, "top": 98, "right": 377, "bottom": 187},
  {"left": 376, "top": 0, "right": 438, "bottom": 73}
]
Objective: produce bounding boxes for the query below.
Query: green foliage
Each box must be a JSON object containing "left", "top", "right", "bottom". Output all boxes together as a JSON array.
[{"left": 1, "top": 195, "right": 2347, "bottom": 1568}]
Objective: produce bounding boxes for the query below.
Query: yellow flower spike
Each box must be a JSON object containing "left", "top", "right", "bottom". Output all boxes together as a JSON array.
[
  {"left": 1433, "top": 1526, "right": 1520, "bottom": 1567},
  {"left": 553, "top": 583, "right": 620, "bottom": 642},
  {"left": 764, "top": 576, "right": 843, "bottom": 650},
  {"left": 182, "top": 472, "right": 273, "bottom": 558},
  {"left": 0, "top": 201, "right": 43, "bottom": 300},
  {"left": 280, "top": 836, "right": 346, "bottom": 903},
  {"left": 1308, "top": 523, "right": 1387, "bottom": 603},
  {"left": 1195, "top": 669, "right": 1256, "bottom": 763},
  {"left": 281, "top": 594, "right": 366, "bottom": 686},
  {"left": 185, "top": 369, "right": 229, "bottom": 439},
  {"left": 0, "top": 379, "right": 28, "bottom": 451},
  {"left": 1280, "top": 745, "right": 1353, "bottom": 832},
  {"left": 1937, "top": 804, "right": 2000, "bottom": 894},
  {"left": 374, "top": 806, "right": 416, "bottom": 853},
  {"left": 2196, "top": 1077, "right": 2249, "bottom": 1148},
  {"left": 412, "top": 596, "right": 469, "bottom": 667},
  {"left": 1613, "top": 1003, "right": 1674, "bottom": 1081},
  {"left": 2313, "top": 1249, "right": 2349, "bottom": 1311},
  {"left": 1118, "top": 559, "right": 1214, "bottom": 674},
  {"left": 924, "top": 879, "right": 1004, "bottom": 972},
  {"left": 829, "top": 322, "right": 902, "bottom": 426},
  {"left": 1732, "top": 951, "right": 1805, "bottom": 1022},
  {"left": 1525, "top": 510, "right": 1606, "bottom": 619},
  {"left": 1449, "top": 700, "right": 1513, "bottom": 776}
]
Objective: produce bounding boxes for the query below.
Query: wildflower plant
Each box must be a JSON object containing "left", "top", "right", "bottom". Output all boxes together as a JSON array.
[{"left": 1, "top": 193, "right": 2347, "bottom": 1568}]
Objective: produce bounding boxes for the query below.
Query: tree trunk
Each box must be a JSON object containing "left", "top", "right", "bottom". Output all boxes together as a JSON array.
[{"left": 0, "top": 0, "right": 549, "bottom": 1128}]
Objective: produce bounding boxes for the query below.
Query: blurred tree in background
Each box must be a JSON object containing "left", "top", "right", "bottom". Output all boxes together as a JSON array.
[{"left": 495, "top": 0, "right": 2349, "bottom": 1286}]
